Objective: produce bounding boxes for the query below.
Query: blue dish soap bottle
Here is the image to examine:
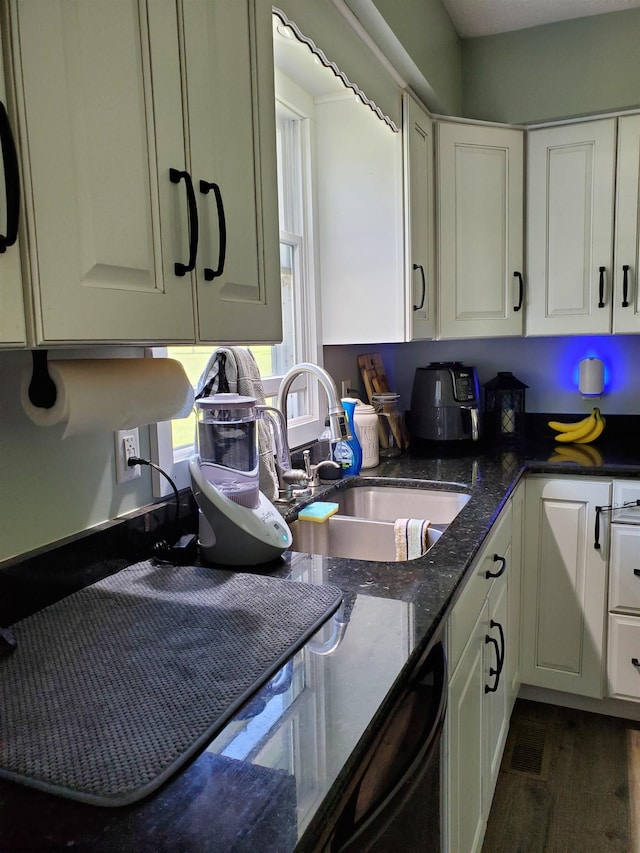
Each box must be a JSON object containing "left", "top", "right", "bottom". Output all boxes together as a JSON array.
[{"left": 333, "top": 398, "right": 362, "bottom": 476}]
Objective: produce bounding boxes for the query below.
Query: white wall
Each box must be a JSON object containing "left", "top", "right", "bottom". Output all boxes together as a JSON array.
[
  {"left": 324, "top": 336, "right": 640, "bottom": 417},
  {"left": 0, "top": 349, "right": 155, "bottom": 563}
]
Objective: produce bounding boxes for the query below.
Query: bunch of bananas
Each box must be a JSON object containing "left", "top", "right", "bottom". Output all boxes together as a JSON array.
[
  {"left": 548, "top": 407, "right": 606, "bottom": 444},
  {"left": 547, "top": 408, "right": 605, "bottom": 466}
]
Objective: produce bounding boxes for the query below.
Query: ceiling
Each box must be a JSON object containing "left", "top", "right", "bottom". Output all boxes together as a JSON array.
[{"left": 440, "top": 0, "right": 640, "bottom": 38}]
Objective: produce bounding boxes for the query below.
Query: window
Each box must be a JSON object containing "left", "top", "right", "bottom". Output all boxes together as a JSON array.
[{"left": 150, "top": 76, "right": 323, "bottom": 495}]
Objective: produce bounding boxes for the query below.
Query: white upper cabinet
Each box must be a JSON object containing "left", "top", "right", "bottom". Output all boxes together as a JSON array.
[
  {"left": 613, "top": 114, "right": 640, "bottom": 334},
  {"left": 181, "top": 0, "right": 280, "bottom": 344},
  {"left": 436, "top": 121, "right": 524, "bottom": 340},
  {"left": 403, "top": 93, "right": 436, "bottom": 341},
  {"left": 0, "top": 12, "right": 25, "bottom": 347},
  {"left": 526, "top": 119, "right": 616, "bottom": 336},
  {"left": 5, "top": 0, "right": 280, "bottom": 346},
  {"left": 317, "top": 93, "right": 404, "bottom": 345}
]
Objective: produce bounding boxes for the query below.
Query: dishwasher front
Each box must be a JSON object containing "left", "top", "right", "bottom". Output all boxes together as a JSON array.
[{"left": 329, "top": 639, "right": 447, "bottom": 852}]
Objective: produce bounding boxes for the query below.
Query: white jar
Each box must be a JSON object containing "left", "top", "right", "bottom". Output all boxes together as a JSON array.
[{"left": 353, "top": 403, "right": 379, "bottom": 468}]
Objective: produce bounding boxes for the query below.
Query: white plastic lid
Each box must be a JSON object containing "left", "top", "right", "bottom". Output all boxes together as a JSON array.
[
  {"left": 354, "top": 403, "right": 376, "bottom": 415},
  {"left": 197, "top": 392, "right": 257, "bottom": 409}
]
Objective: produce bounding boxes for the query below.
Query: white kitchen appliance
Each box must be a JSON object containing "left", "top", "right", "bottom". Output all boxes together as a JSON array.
[{"left": 189, "top": 393, "right": 292, "bottom": 565}]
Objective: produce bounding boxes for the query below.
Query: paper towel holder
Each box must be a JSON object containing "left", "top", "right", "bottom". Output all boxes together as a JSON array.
[{"left": 28, "top": 350, "right": 57, "bottom": 409}]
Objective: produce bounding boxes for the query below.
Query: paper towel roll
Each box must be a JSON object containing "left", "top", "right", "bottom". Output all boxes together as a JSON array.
[{"left": 21, "top": 358, "right": 195, "bottom": 438}]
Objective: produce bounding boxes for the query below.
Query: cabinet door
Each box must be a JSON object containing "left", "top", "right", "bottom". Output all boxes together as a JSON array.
[
  {"left": 0, "top": 12, "right": 25, "bottom": 347},
  {"left": 527, "top": 119, "right": 616, "bottom": 336},
  {"left": 613, "top": 114, "right": 640, "bottom": 334},
  {"left": 317, "top": 95, "right": 404, "bottom": 345},
  {"left": 182, "top": 0, "right": 281, "bottom": 344},
  {"left": 508, "top": 480, "right": 524, "bottom": 710},
  {"left": 404, "top": 94, "right": 435, "bottom": 341},
  {"left": 437, "top": 121, "right": 524, "bottom": 339},
  {"left": 8, "top": 0, "right": 195, "bottom": 344},
  {"left": 522, "top": 476, "right": 611, "bottom": 698},
  {"left": 484, "top": 573, "right": 509, "bottom": 810},
  {"left": 446, "top": 600, "right": 486, "bottom": 853},
  {"left": 608, "top": 525, "right": 640, "bottom": 614},
  {"left": 607, "top": 614, "right": 640, "bottom": 701}
]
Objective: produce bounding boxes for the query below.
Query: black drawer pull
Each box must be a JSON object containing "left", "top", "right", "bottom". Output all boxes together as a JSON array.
[
  {"left": 634, "top": 569, "right": 640, "bottom": 578},
  {"left": 632, "top": 657, "right": 640, "bottom": 668},
  {"left": 486, "top": 553, "right": 506, "bottom": 579}
]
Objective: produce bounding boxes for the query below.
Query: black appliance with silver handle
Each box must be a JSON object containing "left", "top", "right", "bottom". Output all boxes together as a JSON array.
[
  {"left": 329, "top": 639, "right": 446, "bottom": 852},
  {"left": 409, "top": 361, "right": 482, "bottom": 443}
]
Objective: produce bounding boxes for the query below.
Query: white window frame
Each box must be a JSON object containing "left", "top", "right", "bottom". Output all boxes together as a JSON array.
[{"left": 148, "top": 75, "right": 325, "bottom": 497}]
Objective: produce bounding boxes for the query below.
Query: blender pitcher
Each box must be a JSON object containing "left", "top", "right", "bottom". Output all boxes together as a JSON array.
[
  {"left": 191, "top": 393, "right": 293, "bottom": 565},
  {"left": 195, "top": 393, "right": 263, "bottom": 508}
]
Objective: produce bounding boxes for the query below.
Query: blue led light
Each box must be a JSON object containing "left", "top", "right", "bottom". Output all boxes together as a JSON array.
[{"left": 554, "top": 337, "right": 614, "bottom": 394}]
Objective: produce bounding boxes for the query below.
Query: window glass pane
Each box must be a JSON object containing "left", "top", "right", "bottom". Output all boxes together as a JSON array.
[{"left": 167, "top": 239, "right": 301, "bottom": 456}]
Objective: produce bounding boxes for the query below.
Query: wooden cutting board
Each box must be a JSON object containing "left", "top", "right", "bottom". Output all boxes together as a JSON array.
[
  {"left": 357, "top": 353, "right": 410, "bottom": 449},
  {"left": 357, "top": 353, "right": 392, "bottom": 399}
]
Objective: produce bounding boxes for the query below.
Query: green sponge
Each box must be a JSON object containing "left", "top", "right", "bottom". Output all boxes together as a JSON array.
[{"left": 297, "top": 501, "right": 340, "bottom": 522}]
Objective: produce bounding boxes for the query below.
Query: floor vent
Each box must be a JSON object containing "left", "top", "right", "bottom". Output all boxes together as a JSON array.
[{"left": 502, "top": 717, "right": 550, "bottom": 780}]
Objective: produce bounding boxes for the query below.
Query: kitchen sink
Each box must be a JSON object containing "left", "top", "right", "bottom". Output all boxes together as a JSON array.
[
  {"left": 289, "top": 478, "right": 469, "bottom": 562},
  {"left": 289, "top": 515, "right": 443, "bottom": 562},
  {"left": 332, "top": 482, "right": 470, "bottom": 525}
]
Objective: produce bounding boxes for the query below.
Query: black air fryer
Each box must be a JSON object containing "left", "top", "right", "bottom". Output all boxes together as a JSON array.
[{"left": 409, "top": 362, "right": 481, "bottom": 442}]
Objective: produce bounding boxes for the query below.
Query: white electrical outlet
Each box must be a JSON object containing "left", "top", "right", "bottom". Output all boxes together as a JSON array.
[
  {"left": 341, "top": 379, "right": 352, "bottom": 398},
  {"left": 114, "top": 428, "right": 141, "bottom": 483}
]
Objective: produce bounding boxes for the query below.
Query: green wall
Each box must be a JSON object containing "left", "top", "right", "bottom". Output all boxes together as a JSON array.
[
  {"left": 462, "top": 8, "right": 640, "bottom": 124},
  {"left": 370, "top": 0, "right": 461, "bottom": 114}
]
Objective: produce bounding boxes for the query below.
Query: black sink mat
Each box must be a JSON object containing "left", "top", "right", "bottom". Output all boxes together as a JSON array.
[{"left": 0, "top": 560, "right": 342, "bottom": 806}]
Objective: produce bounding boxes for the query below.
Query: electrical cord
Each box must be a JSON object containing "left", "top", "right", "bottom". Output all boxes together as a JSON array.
[{"left": 127, "top": 456, "right": 197, "bottom": 563}]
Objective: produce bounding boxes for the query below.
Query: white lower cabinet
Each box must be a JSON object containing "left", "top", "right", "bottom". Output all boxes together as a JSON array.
[
  {"left": 607, "top": 480, "right": 640, "bottom": 702},
  {"left": 507, "top": 478, "right": 524, "bottom": 710},
  {"left": 521, "top": 476, "right": 611, "bottom": 699},
  {"left": 445, "top": 496, "right": 516, "bottom": 853}
]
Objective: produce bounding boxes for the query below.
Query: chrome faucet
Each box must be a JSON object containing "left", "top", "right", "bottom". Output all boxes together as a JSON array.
[
  {"left": 271, "top": 363, "right": 351, "bottom": 501},
  {"left": 277, "top": 362, "right": 351, "bottom": 444}
]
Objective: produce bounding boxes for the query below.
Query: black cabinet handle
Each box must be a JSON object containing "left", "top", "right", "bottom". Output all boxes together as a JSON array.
[
  {"left": 514, "top": 271, "right": 524, "bottom": 312},
  {"left": 622, "top": 265, "right": 630, "bottom": 307},
  {"left": 632, "top": 658, "right": 640, "bottom": 668},
  {"left": 598, "top": 266, "right": 606, "bottom": 308},
  {"left": 485, "top": 619, "right": 505, "bottom": 694},
  {"left": 486, "top": 553, "right": 506, "bottom": 579},
  {"left": 412, "top": 263, "right": 425, "bottom": 311},
  {"left": 170, "top": 168, "right": 199, "bottom": 276},
  {"left": 0, "top": 100, "right": 20, "bottom": 254},
  {"left": 634, "top": 569, "right": 640, "bottom": 578},
  {"left": 485, "top": 634, "right": 500, "bottom": 693},
  {"left": 200, "top": 180, "right": 226, "bottom": 281}
]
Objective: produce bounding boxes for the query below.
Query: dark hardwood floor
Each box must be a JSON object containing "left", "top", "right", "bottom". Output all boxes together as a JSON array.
[{"left": 482, "top": 699, "right": 640, "bottom": 853}]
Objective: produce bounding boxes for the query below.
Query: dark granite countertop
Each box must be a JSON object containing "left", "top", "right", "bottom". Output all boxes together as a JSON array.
[{"left": 1, "top": 419, "right": 640, "bottom": 852}]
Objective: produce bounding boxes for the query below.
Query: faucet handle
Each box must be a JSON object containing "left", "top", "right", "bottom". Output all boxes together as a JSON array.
[{"left": 303, "top": 449, "right": 341, "bottom": 487}]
